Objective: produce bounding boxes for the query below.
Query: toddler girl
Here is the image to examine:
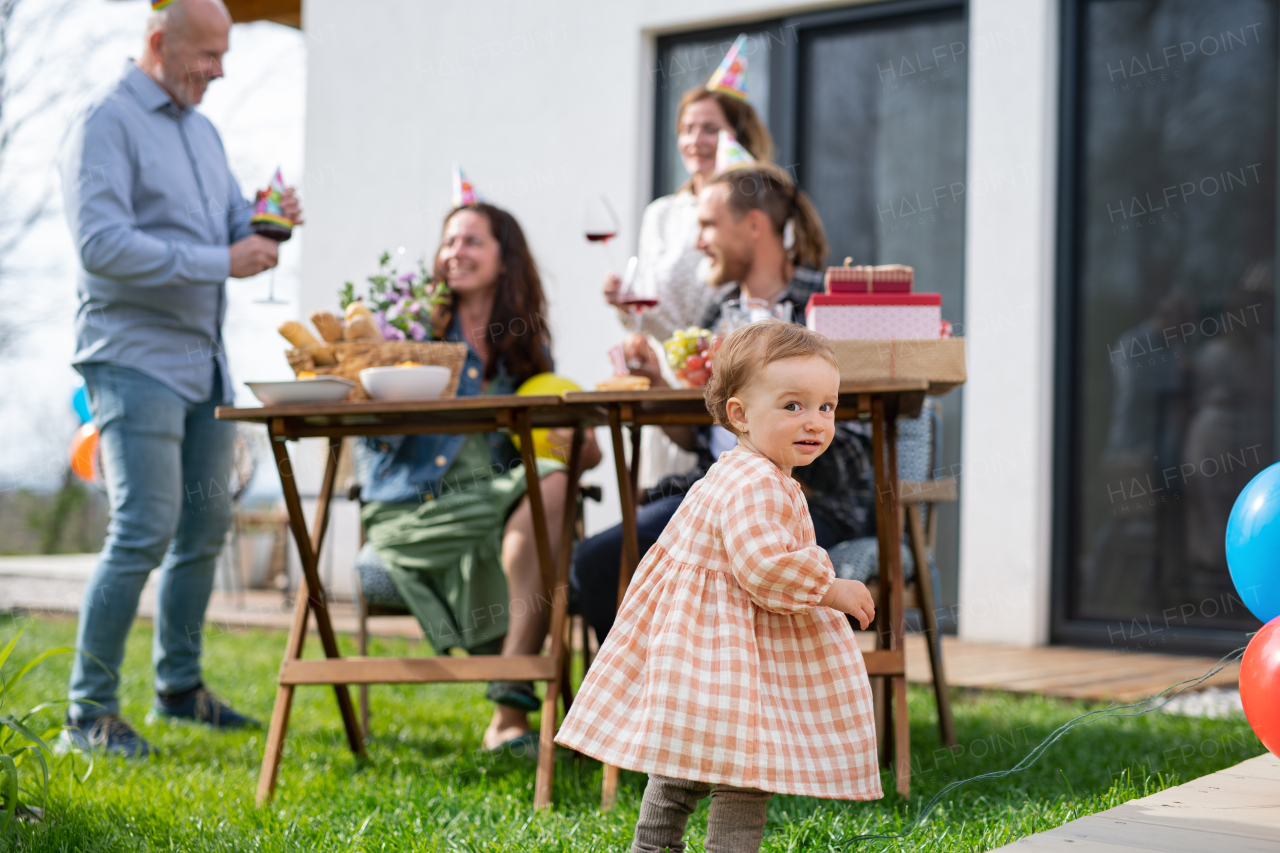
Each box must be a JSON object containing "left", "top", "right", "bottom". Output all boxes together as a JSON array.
[{"left": 556, "top": 320, "right": 882, "bottom": 852}]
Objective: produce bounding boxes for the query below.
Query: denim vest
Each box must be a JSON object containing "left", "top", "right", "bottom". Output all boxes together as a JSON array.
[{"left": 358, "top": 317, "right": 525, "bottom": 504}]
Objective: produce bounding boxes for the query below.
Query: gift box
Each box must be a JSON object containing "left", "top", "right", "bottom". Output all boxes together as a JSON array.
[
  {"left": 828, "top": 338, "right": 966, "bottom": 396},
  {"left": 805, "top": 293, "right": 942, "bottom": 340},
  {"left": 823, "top": 261, "right": 913, "bottom": 294}
]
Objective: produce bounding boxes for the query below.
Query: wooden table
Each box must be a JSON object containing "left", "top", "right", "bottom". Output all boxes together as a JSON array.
[
  {"left": 563, "top": 380, "right": 929, "bottom": 802},
  {"left": 215, "top": 394, "right": 594, "bottom": 809}
]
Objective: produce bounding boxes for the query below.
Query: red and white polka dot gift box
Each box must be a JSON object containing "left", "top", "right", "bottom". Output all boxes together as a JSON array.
[{"left": 804, "top": 293, "right": 943, "bottom": 339}]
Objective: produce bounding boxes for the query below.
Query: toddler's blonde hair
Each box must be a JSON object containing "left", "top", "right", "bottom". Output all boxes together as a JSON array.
[{"left": 704, "top": 320, "right": 838, "bottom": 432}]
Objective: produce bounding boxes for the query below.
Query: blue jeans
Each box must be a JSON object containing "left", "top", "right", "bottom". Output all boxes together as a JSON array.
[{"left": 68, "top": 363, "right": 235, "bottom": 721}]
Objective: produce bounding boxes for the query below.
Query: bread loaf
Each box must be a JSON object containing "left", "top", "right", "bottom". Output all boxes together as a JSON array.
[
  {"left": 309, "top": 311, "right": 344, "bottom": 343},
  {"left": 595, "top": 375, "right": 651, "bottom": 391},
  {"left": 344, "top": 315, "right": 383, "bottom": 341},
  {"left": 278, "top": 320, "right": 319, "bottom": 349}
]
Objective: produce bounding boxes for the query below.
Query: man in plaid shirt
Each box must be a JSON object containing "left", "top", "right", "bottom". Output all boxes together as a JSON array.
[{"left": 572, "top": 165, "right": 875, "bottom": 645}]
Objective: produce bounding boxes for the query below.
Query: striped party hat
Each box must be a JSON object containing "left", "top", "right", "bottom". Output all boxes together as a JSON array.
[
  {"left": 714, "top": 130, "right": 755, "bottom": 174},
  {"left": 706, "top": 34, "right": 749, "bottom": 101},
  {"left": 452, "top": 165, "right": 481, "bottom": 208}
]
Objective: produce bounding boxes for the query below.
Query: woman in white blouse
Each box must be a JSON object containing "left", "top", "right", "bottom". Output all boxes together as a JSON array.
[{"left": 603, "top": 86, "right": 773, "bottom": 339}]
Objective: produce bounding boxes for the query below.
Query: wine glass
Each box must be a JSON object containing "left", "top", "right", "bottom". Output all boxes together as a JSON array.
[
  {"left": 583, "top": 194, "right": 621, "bottom": 270},
  {"left": 615, "top": 255, "right": 659, "bottom": 336},
  {"left": 253, "top": 217, "right": 290, "bottom": 305}
]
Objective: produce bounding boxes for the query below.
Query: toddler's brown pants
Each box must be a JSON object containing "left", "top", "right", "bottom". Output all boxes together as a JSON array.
[{"left": 631, "top": 773, "right": 772, "bottom": 853}]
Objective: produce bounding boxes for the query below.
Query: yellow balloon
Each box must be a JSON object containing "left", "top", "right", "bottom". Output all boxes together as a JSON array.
[{"left": 513, "top": 373, "right": 581, "bottom": 460}]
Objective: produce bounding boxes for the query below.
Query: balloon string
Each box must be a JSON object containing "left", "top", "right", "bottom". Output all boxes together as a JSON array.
[{"left": 842, "top": 646, "right": 1247, "bottom": 849}]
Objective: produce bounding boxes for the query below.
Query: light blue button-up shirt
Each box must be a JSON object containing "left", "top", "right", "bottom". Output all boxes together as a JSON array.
[{"left": 60, "top": 61, "right": 255, "bottom": 403}]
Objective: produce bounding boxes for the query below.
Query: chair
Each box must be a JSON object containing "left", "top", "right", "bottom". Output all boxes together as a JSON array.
[
  {"left": 828, "top": 399, "right": 957, "bottom": 749},
  {"left": 350, "top": 482, "right": 602, "bottom": 736}
]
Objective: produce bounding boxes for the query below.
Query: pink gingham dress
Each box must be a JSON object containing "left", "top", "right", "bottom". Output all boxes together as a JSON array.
[{"left": 556, "top": 447, "right": 883, "bottom": 800}]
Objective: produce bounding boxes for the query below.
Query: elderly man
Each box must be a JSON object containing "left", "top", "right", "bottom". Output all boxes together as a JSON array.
[{"left": 58, "top": 0, "right": 300, "bottom": 757}]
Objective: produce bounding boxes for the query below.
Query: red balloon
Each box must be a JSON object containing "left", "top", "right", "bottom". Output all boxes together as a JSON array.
[
  {"left": 1240, "top": 615, "right": 1280, "bottom": 756},
  {"left": 69, "top": 423, "right": 99, "bottom": 483}
]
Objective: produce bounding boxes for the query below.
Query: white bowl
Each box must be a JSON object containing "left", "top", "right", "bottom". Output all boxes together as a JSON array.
[
  {"left": 359, "top": 365, "right": 451, "bottom": 401},
  {"left": 245, "top": 377, "right": 356, "bottom": 406}
]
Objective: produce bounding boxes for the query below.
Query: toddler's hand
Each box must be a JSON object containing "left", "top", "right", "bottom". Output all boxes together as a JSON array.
[
  {"left": 820, "top": 578, "right": 876, "bottom": 629},
  {"left": 845, "top": 580, "right": 875, "bottom": 630}
]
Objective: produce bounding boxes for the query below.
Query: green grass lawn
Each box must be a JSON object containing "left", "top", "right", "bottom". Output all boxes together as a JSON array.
[{"left": 1, "top": 613, "right": 1264, "bottom": 852}]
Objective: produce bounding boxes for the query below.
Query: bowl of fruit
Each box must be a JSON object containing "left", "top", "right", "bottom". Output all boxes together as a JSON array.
[{"left": 663, "top": 327, "right": 724, "bottom": 388}]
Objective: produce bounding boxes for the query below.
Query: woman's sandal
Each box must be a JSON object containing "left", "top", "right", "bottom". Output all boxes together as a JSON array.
[{"left": 485, "top": 680, "right": 541, "bottom": 712}]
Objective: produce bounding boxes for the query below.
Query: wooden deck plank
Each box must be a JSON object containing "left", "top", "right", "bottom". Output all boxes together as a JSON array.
[
  {"left": 988, "top": 756, "right": 1280, "bottom": 852},
  {"left": 1039, "top": 814, "right": 1280, "bottom": 852},
  {"left": 996, "top": 835, "right": 1156, "bottom": 851},
  {"left": 1219, "top": 753, "right": 1280, "bottom": 782},
  {"left": 899, "top": 636, "right": 1238, "bottom": 701}
]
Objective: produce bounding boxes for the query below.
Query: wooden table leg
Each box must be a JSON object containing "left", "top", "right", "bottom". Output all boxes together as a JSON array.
[
  {"left": 602, "top": 404, "right": 640, "bottom": 811},
  {"left": 513, "top": 410, "right": 571, "bottom": 810},
  {"left": 628, "top": 422, "right": 643, "bottom": 509},
  {"left": 611, "top": 405, "right": 641, "bottom": 603},
  {"left": 256, "top": 573, "right": 309, "bottom": 805},
  {"left": 257, "top": 434, "right": 364, "bottom": 807},
  {"left": 554, "top": 429, "right": 586, "bottom": 719},
  {"left": 871, "top": 397, "right": 911, "bottom": 795}
]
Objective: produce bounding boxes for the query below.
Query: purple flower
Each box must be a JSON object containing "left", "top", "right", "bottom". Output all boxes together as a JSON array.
[
  {"left": 398, "top": 273, "right": 415, "bottom": 284},
  {"left": 385, "top": 301, "right": 402, "bottom": 321},
  {"left": 408, "top": 301, "right": 422, "bottom": 315},
  {"left": 408, "top": 321, "right": 427, "bottom": 341}
]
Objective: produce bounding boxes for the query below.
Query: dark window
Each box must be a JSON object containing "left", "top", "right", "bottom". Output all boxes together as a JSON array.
[{"left": 1056, "top": 0, "right": 1276, "bottom": 651}]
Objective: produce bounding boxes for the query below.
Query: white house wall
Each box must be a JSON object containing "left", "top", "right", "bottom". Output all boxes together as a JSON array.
[{"left": 959, "top": 0, "right": 1058, "bottom": 647}]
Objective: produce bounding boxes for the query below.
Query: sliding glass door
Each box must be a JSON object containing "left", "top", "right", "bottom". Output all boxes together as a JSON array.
[{"left": 1057, "top": 0, "right": 1277, "bottom": 650}]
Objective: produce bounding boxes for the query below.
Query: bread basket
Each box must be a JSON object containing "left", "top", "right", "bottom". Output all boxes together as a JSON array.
[{"left": 285, "top": 340, "right": 467, "bottom": 401}]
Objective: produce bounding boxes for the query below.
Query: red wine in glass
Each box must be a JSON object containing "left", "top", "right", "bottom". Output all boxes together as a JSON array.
[
  {"left": 252, "top": 219, "right": 291, "bottom": 305},
  {"left": 617, "top": 296, "right": 659, "bottom": 310},
  {"left": 584, "top": 196, "right": 621, "bottom": 268}
]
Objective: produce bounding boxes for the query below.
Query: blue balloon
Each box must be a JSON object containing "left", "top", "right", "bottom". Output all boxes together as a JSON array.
[
  {"left": 1226, "top": 461, "right": 1280, "bottom": 623},
  {"left": 71, "top": 384, "right": 91, "bottom": 425}
]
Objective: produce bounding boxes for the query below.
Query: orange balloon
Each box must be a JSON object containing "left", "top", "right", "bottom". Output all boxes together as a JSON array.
[
  {"left": 1241, "top": 615, "right": 1280, "bottom": 757},
  {"left": 69, "top": 423, "right": 99, "bottom": 483}
]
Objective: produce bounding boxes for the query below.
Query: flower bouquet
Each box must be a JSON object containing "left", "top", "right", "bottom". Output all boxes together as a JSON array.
[
  {"left": 279, "top": 252, "right": 467, "bottom": 401},
  {"left": 339, "top": 251, "right": 452, "bottom": 341}
]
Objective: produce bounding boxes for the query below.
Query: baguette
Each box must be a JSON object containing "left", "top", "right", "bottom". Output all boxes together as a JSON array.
[
  {"left": 345, "top": 301, "right": 373, "bottom": 322},
  {"left": 309, "top": 311, "right": 344, "bottom": 343},
  {"left": 278, "top": 320, "right": 319, "bottom": 349}
]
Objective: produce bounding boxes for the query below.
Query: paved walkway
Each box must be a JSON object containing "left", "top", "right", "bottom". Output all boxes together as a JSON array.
[
  {"left": 989, "top": 752, "right": 1280, "bottom": 851},
  {"left": 0, "top": 553, "right": 422, "bottom": 638}
]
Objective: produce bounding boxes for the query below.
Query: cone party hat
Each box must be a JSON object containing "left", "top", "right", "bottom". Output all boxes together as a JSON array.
[
  {"left": 706, "top": 34, "right": 749, "bottom": 100},
  {"left": 452, "top": 165, "right": 481, "bottom": 208},
  {"left": 250, "top": 168, "right": 292, "bottom": 232},
  {"left": 715, "top": 130, "right": 755, "bottom": 174}
]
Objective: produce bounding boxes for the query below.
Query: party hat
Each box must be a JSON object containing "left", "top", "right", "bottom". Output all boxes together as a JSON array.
[
  {"left": 250, "top": 168, "right": 292, "bottom": 230},
  {"left": 715, "top": 130, "right": 755, "bottom": 174},
  {"left": 151, "top": 0, "right": 177, "bottom": 9},
  {"left": 452, "top": 165, "right": 481, "bottom": 208},
  {"left": 706, "top": 34, "right": 749, "bottom": 101}
]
